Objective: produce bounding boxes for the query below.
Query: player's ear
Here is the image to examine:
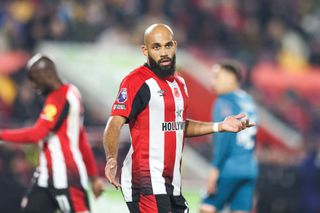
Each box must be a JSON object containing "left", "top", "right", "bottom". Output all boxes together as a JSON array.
[
  {"left": 140, "top": 45, "right": 148, "bottom": 56},
  {"left": 173, "top": 40, "right": 177, "bottom": 48}
]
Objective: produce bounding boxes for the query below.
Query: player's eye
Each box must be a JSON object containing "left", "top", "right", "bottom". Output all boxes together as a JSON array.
[
  {"left": 165, "top": 43, "right": 173, "bottom": 49},
  {"left": 152, "top": 45, "right": 161, "bottom": 50}
]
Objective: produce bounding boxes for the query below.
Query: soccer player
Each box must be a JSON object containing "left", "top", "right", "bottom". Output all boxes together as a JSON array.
[
  {"left": 199, "top": 60, "right": 258, "bottom": 213},
  {"left": 0, "top": 54, "right": 104, "bottom": 213},
  {"left": 103, "top": 24, "right": 255, "bottom": 213}
]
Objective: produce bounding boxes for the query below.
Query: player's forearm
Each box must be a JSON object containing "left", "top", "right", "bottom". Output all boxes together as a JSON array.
[
  {"left": 103, "top": 116, "right": 125, "bottom": 161},
  {"left": 184, "top": 119, "right": 221, "bottom": 137},
  {"left": 103, "top": 128, "right": 120, "bottom": 161}
]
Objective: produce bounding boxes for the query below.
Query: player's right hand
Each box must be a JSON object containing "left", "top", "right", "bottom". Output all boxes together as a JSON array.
[
  {"left": 91, "top": 176, "right": 105, "bottom": 198},
  {"left": 221, "top": 113, "right": 255, "bottom": 132},
  {"left": 105, "top": 158, "right": 121, "bottom": 189}
]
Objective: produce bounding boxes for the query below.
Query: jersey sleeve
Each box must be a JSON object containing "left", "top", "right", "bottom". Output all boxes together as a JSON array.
[
  {"left": 111, "top": 77, "right": 150, "bottom": 123},
  {"left": 79, "top": 127, "right": 98, "bottom": 177},
  {"left": 0, "top": 89, "right": 69, "bottom": 143},
  {"left": 0, "top": 119, "right": 52, "bottom": 143},
  {"left": 38, "top": 91, "right": 69, "bottom": 131},
  {"left": 211, "top": 98, "right": 236, "bottom": 170}
]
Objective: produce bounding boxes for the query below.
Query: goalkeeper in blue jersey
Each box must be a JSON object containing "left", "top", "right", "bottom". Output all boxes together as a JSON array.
[{"left": 200, "top": 60, "right": 258, "bottom": 213}]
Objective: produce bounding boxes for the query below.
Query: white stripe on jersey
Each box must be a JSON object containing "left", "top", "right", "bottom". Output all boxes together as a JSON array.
[
  {"left": 49, "top": 134, "right": 68, "bottom": 188},
  {"left": 177, "top": 76, "right": 189, "bottom": 97},
  {"left": 121, "top": 144, "right": 133, "bottom": 202},
  {"left": 38, "top": 141, "right": 49, "bottom": 187},
  {"left": 67, "top": 89, "right": 88, "bottom": 189},
  {"left": 146, "top": 78, "right": 166, "bottom": 194},
  {"left": 167, "top": 80, "right": 185, "bottom": 195}
]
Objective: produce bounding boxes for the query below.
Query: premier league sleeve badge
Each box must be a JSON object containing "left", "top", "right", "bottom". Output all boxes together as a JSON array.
[{"left": 117, "top": 88, "right": 128, "bottom": 103}]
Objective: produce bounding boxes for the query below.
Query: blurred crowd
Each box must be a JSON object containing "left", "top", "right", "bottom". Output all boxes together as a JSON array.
[
  {"left": 0, "top": 0, "right": 319, "bottom": 59},
  {"left": 0, "top": 0, "right": 319, "bottom": 132},
  {"left": 1, "top": 0, "right": 320, "bottom": 212}
]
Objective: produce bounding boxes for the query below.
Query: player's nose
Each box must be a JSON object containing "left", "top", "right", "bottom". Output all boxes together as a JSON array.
[{"left": 159, "top": 47, "right": 168, "bottom": 57}]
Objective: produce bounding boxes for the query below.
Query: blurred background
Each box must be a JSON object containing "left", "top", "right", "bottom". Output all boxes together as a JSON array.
[{"left": 1, "top": 0, "right": 320, "bottom": 212}]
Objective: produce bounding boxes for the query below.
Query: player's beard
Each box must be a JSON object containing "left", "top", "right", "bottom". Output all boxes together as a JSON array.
[{"left": 148, "top": 55, "right": 176, "bottom": 79}]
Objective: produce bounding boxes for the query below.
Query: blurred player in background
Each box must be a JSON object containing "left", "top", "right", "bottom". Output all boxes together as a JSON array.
[
  {"left": 0, "top": 54, "right": 104, "bottom": 213},
  {"left": 103, "top": 24, "right": 255, "bottom": 213},
  {"left": 200, "top": 60, "right": 258, "bottom": 213}
]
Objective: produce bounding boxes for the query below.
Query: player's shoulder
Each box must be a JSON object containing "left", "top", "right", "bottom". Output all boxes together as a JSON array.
[
  {"left": 121, "top": 65, "right": 152, "bottom": 86},
  {"left": 214, "top": 93, "right": 237, "bottom": 113},
  {"left": 235, "top": 89, "right": 255, "bottom": 105},
  {"left": 45, "top": 84, "right": 69, "bottom": 106},
  {"left": 213, "top": 97, "right": 234, "bottom": 119},
  {"left": 47, "top": 84, "right": 68, "bottom": 99},
  {"left": 47, "top": 84, "right": 82, "bottom": 102},
  {"left": 174, "top": 72, "right": 187, "bottom": 85},
  {"left": 216, "top": 93, "right": 234, "bottom": 105},
  {"left": 67, "top": 84, "right": 82, "bottom": 99}
]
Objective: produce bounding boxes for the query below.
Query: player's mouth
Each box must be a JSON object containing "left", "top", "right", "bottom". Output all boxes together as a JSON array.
[{"left": 159, "top": 58, "right": 172, "bottom": 66}]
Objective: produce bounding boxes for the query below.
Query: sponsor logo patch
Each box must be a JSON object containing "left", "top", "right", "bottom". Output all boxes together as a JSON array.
[
  {"left": 157, "top": 89, "right": 165, "bottom": 96},
  {"left": 117, "top": 88, "right": 128, "bottom": 103},
  {"left": 162, "top": 121, "right": 185, "bottom": 131},
  {"left": 113, "top": 104, "right": 126, "bottom": 110},
  {"left": 41, "top": 104, "right": 57, "bottom": 121}
]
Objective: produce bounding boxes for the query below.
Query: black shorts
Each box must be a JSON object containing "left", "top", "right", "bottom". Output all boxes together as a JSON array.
[
  {"left": 21, "top": 185, "right": 89, "bottom": 213},
  {"left": 126, "top": 194, "right": 189, "bottom": 213}
]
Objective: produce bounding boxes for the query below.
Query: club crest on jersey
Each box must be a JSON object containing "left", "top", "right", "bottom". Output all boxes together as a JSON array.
[
  {"left": 173, "top": 87, "right": 181, "bottom": 99},
  {"left": 117, "top": 88, "right": 128, "bottom": 103}
]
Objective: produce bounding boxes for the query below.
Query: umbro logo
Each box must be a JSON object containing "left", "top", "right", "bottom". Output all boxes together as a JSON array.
[{"left": 158, "top": 90, "right": 165, "bottom": 96}]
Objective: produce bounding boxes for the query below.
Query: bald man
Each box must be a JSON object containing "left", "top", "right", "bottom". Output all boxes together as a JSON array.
[
  {"left": 103, "top": 24, "right": 255, "bottom": 213},
  {"left": 0, "top": 54, "right": 104, "bottom": 213}
]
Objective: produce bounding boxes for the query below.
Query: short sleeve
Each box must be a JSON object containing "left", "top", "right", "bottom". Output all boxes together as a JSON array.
[
  {"left": 111, "top": 77, "right": 150, "bottom": 123},
  {"left": 39, "top": 91, "right": 69, "bottom": 131}
]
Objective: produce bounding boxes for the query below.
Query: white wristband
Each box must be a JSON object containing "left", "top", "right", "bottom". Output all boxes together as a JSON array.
[{"left": 213, "top": 122, "right": 220, "bottom": 132}]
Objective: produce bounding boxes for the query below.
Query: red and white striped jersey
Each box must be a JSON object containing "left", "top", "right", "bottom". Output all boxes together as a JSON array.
[
  {"left": 1, "top": 84, "right": 97, "bottom": 190},
  {"left": 111, "top": 65, "right": 189, "bottom": 202}
]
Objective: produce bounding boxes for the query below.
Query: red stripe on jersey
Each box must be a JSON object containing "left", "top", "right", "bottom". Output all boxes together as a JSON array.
[
  {"left": 69, "top": 186, "right": 89, "bottom": 212},
  {"left": 44, "top": 142, "right": 53, "bottom": 186},
  {"left": 139, "top": 194, "right": 158, "bottom": 213}
]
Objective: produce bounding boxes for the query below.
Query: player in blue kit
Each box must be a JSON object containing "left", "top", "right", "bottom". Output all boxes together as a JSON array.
[{"left": 200, "top": 59, "right": 258, "bottom": 213}]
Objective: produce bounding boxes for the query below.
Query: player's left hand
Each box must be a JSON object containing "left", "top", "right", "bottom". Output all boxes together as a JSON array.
[
  {"left": 221, "top": 113, "right": 255, "bottom": 132},
  {"left": 105, "top": 158, "right": 121, "bottom": 189},
  {"left": 90, "top": 176, "right": 105, "bottom": 198}
]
